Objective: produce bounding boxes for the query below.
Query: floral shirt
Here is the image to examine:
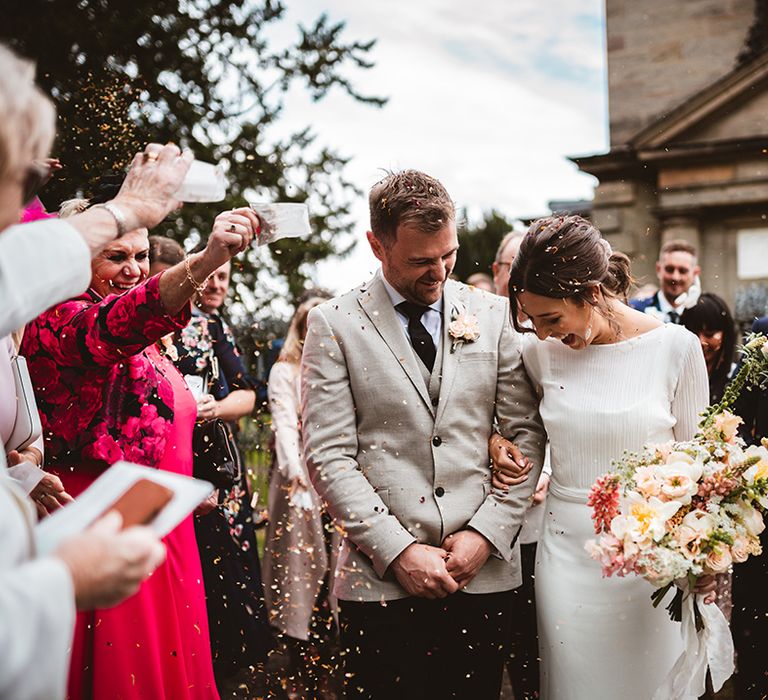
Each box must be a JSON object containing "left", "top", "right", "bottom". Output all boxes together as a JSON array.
[
  {"left": 20, "top": 274, "right": 191, "bottom": 467},
  {"left": 172, "top": 308, "right": 256, "bottom": 514},
  {"left": 173, "top": 308, "right": 256, "bottom": 399}
]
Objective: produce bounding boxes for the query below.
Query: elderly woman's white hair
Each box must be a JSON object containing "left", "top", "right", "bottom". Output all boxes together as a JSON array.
[{"left": 0, "top": 44, "right": 56, "bottom": 181}]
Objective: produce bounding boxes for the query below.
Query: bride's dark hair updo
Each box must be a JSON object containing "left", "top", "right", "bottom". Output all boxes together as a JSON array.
[{"left": 508, "top": 215, "right": 633, "bottom": 333}]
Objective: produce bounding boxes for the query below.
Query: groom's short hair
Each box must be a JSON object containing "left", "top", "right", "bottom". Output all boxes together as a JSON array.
[{"left": 369, "top": 169, "right": 455, "bottom": 245}]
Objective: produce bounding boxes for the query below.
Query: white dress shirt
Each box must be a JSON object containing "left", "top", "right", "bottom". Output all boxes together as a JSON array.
[
  {"left": 656, "top": 291, "right": 685, "bottom": 324},
  {"left": 381, "top": 273, "right": 443, "bottom": 351}
]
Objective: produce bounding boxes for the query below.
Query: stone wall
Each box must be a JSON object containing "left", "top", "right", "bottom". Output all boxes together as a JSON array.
[{"left": 606, "top": 0, "right": 754, "bottom": 145}]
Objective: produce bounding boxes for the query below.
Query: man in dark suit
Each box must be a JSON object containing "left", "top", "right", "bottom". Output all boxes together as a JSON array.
[
  {"left": 630, "top": 239, "right": 700, "bottom": 324},
  {"left": 732, "top": 315, "right": 768, "bottom": 698}
]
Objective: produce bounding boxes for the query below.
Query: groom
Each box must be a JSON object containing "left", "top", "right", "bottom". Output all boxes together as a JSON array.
[{"left": 301, "top": 170, "right": 545, "bottom": 699}]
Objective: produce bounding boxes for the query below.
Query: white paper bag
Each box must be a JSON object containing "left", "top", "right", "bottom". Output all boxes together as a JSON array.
[
  {"left": 174, "top": 160, "right": 227, "bottom": 202},
  {"left": 248, "top": 202, "right": 312, "bottom": 245}
]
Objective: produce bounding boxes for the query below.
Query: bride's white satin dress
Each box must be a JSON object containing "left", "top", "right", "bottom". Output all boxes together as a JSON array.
[{"left": 521, "top": 325, "right": 709, "bottom": 700}]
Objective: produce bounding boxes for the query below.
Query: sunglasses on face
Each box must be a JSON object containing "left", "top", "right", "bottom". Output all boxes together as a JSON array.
[{"left": 22, "top": 161, "right": 51, "bottom": 205}]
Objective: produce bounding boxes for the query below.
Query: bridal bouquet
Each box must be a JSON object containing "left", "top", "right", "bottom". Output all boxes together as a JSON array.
[{"left": 586, "top": 333, "right": 768, "bottom": 699}]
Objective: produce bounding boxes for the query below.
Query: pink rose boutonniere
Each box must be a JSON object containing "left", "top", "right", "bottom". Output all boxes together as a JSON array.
[{"left": 448, "top": 303, "right": 480, "bottom": 352}]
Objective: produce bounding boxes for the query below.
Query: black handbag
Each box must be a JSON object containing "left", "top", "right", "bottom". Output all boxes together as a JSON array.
[{"left": 192, "top": 418, "right": 241, "bottom": 490}]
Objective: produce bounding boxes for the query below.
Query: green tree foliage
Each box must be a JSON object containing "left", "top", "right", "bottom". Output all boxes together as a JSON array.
[
  {"left": 454, "top": 209, "right": 517, "bottom": 281},
  {"left": 2, "top": 0, "right": 385, "bottom": 306}
]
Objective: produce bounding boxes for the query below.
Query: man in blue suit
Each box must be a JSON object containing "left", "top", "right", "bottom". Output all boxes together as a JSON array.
[{"left": 630, "top": 239, "right": 700, "bottom": 324}]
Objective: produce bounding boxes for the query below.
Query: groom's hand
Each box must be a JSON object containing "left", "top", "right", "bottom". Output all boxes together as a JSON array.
[
  {"left": 390, "top": 543, "right": 459, "bottom": 599},
  {"left": 443, "top": 529, "right": 493, "bottom": 589}
]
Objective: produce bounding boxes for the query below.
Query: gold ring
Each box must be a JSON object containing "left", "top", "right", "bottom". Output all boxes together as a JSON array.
[{"left": 144, "top": 152, "right": 159, "bottom": 162}]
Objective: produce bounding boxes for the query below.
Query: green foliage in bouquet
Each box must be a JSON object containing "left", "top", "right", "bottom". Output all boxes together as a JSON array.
[{"left": 699, "top": 333, "right": 768, "bottom": 430}]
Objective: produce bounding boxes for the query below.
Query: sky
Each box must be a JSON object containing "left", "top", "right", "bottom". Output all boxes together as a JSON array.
[{"left": 269, "top": 0, "right": 609, "bottom": 294}]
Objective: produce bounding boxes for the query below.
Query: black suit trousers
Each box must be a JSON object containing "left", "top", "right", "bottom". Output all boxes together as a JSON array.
[{"left": 339, "top": 589, "right": 514, "bottom": 700}]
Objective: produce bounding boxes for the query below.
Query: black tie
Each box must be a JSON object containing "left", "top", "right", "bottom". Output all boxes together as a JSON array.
[
  {"left": 668, "top": 310, "right": 680, "bottom": 324},
  {"left": 397, "top": 301, "right": 436, "bottom": 372}
]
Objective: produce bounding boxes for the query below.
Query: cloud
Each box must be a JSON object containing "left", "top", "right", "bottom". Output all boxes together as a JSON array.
[{"left": 267, "top": 0, "right": 607, "bottom": 292}]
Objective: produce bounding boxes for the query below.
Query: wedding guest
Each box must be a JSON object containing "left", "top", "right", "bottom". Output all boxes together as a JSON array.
[
  {"left": 732, "top": 314, "right": 768, "bottom": 699},
  {"left": 491, "top": 216, "right": 715, "bottom": 699},
  {"left": 0, "top": 43, "right": 186, "bottom": 700},
  {"left": 264, "top": 296, "right": 338, "bottom": 698},
  {"left": 301, "top": 170, "right": 545, "bottom": 700},
  {"left": 149, "top": 234, "right": 185, "bottom": 275},
  {"left": 681, "top": 293, "right": 736, "bottom": 404},
  {"left": 631, "top": 239, "right": 700, "bottom": 323},
  {"left": 489, "top": 228, "right": 548, "bottom": 700},
  {"left": 22, "top": 191, "right": 259, "bottom": 699},
  {"left": 466, "top": 272, "right": 494, "bottom": 292},
  {"left": 491, "top": 231, "right": 524, "bottom": 299},
  {"left": 165, "top": 242, "right": 272, "bottom": 683}
]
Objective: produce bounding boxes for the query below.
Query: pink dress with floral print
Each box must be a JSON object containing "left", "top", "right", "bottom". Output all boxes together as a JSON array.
[{"left": 21, "top": 275, "right": 219, "bottom": 699}]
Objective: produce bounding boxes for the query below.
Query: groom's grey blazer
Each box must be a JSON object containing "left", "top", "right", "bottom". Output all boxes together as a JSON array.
[{"left": 301, "top": 272, "right": 545, "bottom": 601}]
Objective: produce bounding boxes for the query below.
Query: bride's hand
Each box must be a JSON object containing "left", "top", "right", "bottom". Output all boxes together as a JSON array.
[
  {"left": 489, "top": 434, "right": 533, "bottom": 491},
  {"left": 694, "top": 574, "right": 717, "bottom": 605}
]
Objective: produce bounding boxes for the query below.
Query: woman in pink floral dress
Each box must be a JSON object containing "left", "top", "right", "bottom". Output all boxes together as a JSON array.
[{"left": 21, "top": 197, "right": 261, "bottom": 700}]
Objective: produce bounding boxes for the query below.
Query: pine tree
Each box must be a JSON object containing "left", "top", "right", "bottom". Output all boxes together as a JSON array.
[
  {"left": 2, "top": 0, "right": 386, "bottom": 305},
  {"left": 453, "top": 209, "right": 517, "bottom": 281}
]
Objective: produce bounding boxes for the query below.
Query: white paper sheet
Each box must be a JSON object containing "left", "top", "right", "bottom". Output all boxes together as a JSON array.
[{"left": 34, "top": 461, "right": 213, "bottom": 555}]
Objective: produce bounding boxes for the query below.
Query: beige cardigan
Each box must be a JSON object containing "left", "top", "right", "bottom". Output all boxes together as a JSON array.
[{"left": 263, "top": 360, "right": 333, "bottom": 640}]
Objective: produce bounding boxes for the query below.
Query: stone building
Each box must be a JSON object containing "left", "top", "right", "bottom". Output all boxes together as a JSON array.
[{"left": 573, "top": 0, "right": 768, "bottom": 318}]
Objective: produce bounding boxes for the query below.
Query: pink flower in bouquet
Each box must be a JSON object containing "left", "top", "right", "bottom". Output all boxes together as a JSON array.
[
  {"left": 634, "top": 466, "right": 661, "bottom": 498},
  {"left": 587, "top": 474, "right": 621, "bottom": 534},
  {"left": 705, "top": 546, "right": 733, "bottom": 574},
  {"left": 713, "top": 411, "right": 743, "bottom": 443},
  {"left": 675, "top": 524, "right": 702, "bottom": 560},
  {"left": 731, "top": 535, "right": 751, "bottom": 564},
  {"left": 653, "top": 441, "right": 675, "bottom": 462},
  {"left": 656, "top": 453, "right": 703, "bottom": 505},
  {"left": 586, "top": 533, "right": 635, "bottom": 577},
  {"left": 697, "top": 471, "right": 739, "bottom": 499}
]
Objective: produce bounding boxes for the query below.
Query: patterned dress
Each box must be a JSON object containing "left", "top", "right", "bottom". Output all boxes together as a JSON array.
[
  {"left": 21, "top": 275, "right": 219, "bottom": 699},
  {"left": 173, "top": 307, "right": 271, "bottom": 679}
]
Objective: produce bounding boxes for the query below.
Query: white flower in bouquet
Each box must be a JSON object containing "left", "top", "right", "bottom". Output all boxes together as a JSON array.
[
  {"left": 611, "top": 491, "right": 682, "bottom": 545},
  {"left": 636, "top": 547, "right": 692, "bottom": 587},
  {"left": 729, "top": 499, "right": 766, "bottom": 537}
]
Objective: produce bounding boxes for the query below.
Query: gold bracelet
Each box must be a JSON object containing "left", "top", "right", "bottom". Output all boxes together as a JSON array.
[{"left": 184, "top": 257, "right": 207, "bottom": 293}]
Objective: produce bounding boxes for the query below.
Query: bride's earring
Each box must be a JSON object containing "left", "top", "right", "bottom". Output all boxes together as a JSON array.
[{"left": 584, "top": 305, "right": 595, "bottom": 342}]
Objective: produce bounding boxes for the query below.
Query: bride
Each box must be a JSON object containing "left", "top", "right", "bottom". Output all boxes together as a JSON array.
[{"left": 491, "top": 216, "right": 716, "bottom": 700}]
